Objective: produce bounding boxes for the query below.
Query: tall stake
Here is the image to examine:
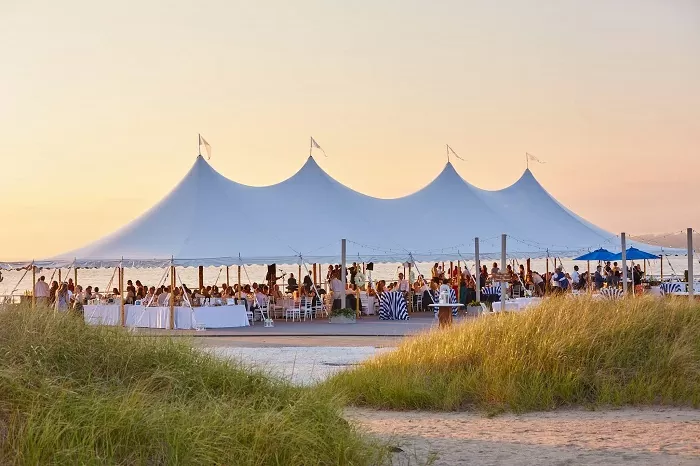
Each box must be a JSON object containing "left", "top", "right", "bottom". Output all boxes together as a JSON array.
[
  {"left": 226, "top": 266, "right": 230, "bottom": 286},
  {"left": 688, "top": 228, "right": 694, "bottom": 299},
  {"left": 237, "top": 265, "right": 242, "bottom": 299},
  {"left": 475, "top": 238, "right": 481, "bottom": 303},
  {"left": 621, "top": 232, "right": 627, "bottom": 294},
  {"left": 545, "top": 250, "right": 550, "bottom": 295}
]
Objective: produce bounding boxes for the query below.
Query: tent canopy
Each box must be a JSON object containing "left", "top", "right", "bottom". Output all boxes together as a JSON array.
[
  {"left": 0, "top": 155, "right": 681, "bottom": 269},
  {"left": 573, "top": 248, "right": 617, "bottom": 261},
  {"left": 610, "top": 247, "right": 660, "bottom": 261}
]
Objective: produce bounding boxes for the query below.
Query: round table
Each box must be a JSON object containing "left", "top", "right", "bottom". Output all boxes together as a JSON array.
[{"left": 429, "top": 303, "right": 464, "bottom": 328}]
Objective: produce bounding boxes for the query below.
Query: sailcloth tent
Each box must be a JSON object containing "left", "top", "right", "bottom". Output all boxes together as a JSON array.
[{"left": 0, "top": 155, "right": 673, "bottom": 269}]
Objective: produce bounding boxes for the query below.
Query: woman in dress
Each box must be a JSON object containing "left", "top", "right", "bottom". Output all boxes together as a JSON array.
[{"left": 55, "top": 283, "right": 69, "bottom": 312}]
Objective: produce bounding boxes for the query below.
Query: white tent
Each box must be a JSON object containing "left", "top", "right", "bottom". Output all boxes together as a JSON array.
[{"left": 0, "top": 155, "right": 674, "bottom": 269}]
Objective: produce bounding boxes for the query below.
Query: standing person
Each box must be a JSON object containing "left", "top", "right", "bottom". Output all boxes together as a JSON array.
[
  {"left": 303, "top": 271, "right": 313, "bottom": 292},
  {"left": 396, "top": 273, "right": 409, "bottom": 293},
  {"left": 330, "top": 271, "right": 344, "bottom": 310},
  {"left": 67, "top": 278, "right": 75, "bottom": 293},
  {"left": 55, "top": 283, "right": 69, "bottom": 312},
  {"left": 480, "top": 265, "right": 489, "bottom": 290},
  {"left": 34, "top": 275, "right": 50, "bottom": 306},
  {"left": 49, "top": 281, "right": 59, "bottom": 307},
  {"left": 571, "top": 266, "right": 581, "bottom": 290}
]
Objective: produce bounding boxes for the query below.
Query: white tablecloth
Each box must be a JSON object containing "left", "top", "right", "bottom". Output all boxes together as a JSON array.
[{"left": 84, "top": 305, "right": 249, "bottom": 329}]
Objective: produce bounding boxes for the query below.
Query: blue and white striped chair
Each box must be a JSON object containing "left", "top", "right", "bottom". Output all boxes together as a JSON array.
[
  {"left": 600, "top": 288, "right": 625, "bottom": 300},
  {"left": 378, "top": 291, "right": 409, "bottom": 320},
  {"left": 660, "top": 282, "right": 683, "bottom": 295},
  {"left": 481, "top": 285, "right": 502, "bottom": 302}
]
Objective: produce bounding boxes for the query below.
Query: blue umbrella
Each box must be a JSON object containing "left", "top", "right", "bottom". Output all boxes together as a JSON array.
[
  {"left": 609, "top": 247, "right": 659, "bottom": 261},
  {"left": 573, "top": 248, "right": 617, "bottom": 261}
]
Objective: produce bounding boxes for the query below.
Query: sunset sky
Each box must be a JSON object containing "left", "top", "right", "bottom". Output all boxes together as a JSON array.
[{"left": 1, "top": 0, "right": 699, "bottom": 260}]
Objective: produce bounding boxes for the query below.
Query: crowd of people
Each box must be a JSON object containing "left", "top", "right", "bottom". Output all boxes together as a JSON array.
[{"left": 31, "top": 259, "right": 648, "bottom": 314}]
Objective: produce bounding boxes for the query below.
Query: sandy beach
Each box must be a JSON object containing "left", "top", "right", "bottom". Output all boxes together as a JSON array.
[
  {"left": 347, "top": 407, "right": 700, "bottom": 465},
  {"left": 202, "top": 334, "right": 700, "bottom": 465}
]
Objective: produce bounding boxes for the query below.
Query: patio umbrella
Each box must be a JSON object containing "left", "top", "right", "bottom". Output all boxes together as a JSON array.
[
  {"left": 573, "top": 248, "right": 617, "bottom": 261},
  {"left": 609, "top": 247, "right": 659, "bottom": 261}
]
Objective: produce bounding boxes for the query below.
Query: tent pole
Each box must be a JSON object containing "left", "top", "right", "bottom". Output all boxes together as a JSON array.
[
  {"left": 660, "top": 253, "right": 663, "bottom": 281},
  {"left": 621, "top": 232, "right": 628, "bottom": 294},
  {"left": 545, "top": 250, "right": 550, "bottom": 295},
  {"left": 198, "top": 266, "right": 204, "bottom": 291},
  {"left": 226, "top": 266, "right": 230, "bottom": 287},
  {"left": 31, "top": 261, "right": 36, "bottom": 310},
  {"left": 587, "top": 260, "right": 591, "bottom": 293},
  {"left": 456, "top": 260, "right": 460, "bottom": 304},
  {"left": 169, "top": 265, "right": 176, "bottom": 330},
  {"left": 500, "top": 234, "right": 507, "bottom": 311},
  {"left": 58, "top": 269, "right": 62, "bottom": 283},
  {"left": 298, "top": 263, "right": 302, "bottom": 296},
  {"left": 688, "top": 228, "right": 694, "bottom": 300},
  {"left": 237, "top": 266, "right": 241, "bottom": 299},
  {"left": 313, "top": 263, "right": 317, "bottom": 289},
  {"left": 119, "top": 265, "right": 125, "bottom": 326},
  {"left": 475, "top": 238, "right": 481, "bottom": 303},
  {"left": 74, "top": 267, "right": 78, "bottom": 287},
  {"left": 341, "top": 239, "right": 347, "bottom": 309}
]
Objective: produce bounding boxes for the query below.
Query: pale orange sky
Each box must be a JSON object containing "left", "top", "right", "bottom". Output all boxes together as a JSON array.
[{"left": 1, "top": 0, "right": 699, "bottom": 261}]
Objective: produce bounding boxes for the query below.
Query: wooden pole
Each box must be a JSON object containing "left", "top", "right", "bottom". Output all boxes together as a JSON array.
[
  {"left": 237, "top": 265, "right": 242, "bottom": 299},
  {"left": 587, "top": 260, "right": 591, "bottom": 292},
  {"left": 687, "top": 228, "right": 694, "bottom": 300},
  {"left": 545, "top": 250, "right": 550, "bottom": 295},
  {"left": 198, "top": 266, "right": 204, "bottom": 290},
  {"left": 475, "top": 238, "right": 481, "bottom": 303},
  {"left": 500, "top": 234, "right": 507, "bottom": 311},
  {"left": 169, "top": 265, "right": 176, "bottom": 330},
  {"left": 119, "top": 266, "right": 125, "bottom": 326},
  {"left": 313, "top": 263, "right": 317, "bottom": 288},
  {"left": 341, "top": 239, "right": 347, "bottom": 308},
  {"left": 456, "top": 260, "right": 460, "bottom": 303},
  {"left": 660, "top": 254, "right": 664, "bottom": 281},
  {"left": 74, "top": 267, "right": 78, "bottom": 287},
  {"left": 58, "top": 269, "right": 62, "bottom": 283},
  {"left": 31, "top": 262, "right": 36, "bottom": 310},
  {"left": 621, "top": 232, "right": 628, "bottom": 294},
  {"left": 226, "top": 266, "right": 230, "bottom": 286}
]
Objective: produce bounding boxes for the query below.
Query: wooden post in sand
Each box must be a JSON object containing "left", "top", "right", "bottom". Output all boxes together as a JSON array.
[
  {"left": 198, "top": 266, "right": 204, "bottom": 291},
  {"left": 237, "top": 265, "right": 242, "bottom": 299},
  {"left": 545, "top": 250, "right": 550, "bottom": 295},
  {"left": 687, "top": 228, "right": 694, "bottom": 300},
  {"left": 226, "top": 266, "right": 230, "bottom": 287},
  {"left": 474, "top": 238, "right": 481, "bottom": 303},
  {"left": 74, "top": 267, "right": 78, "bottom": 287},
  {"left": 58, "top": 269, "right": 62, "bottom": 283},
  {"left": 313, "top": 264, "right": 317, "bottom": 289}
]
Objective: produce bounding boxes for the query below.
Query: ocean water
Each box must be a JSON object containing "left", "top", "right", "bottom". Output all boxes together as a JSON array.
[{"left": 1, "top": 257, "right": 695, "bottom": 297}]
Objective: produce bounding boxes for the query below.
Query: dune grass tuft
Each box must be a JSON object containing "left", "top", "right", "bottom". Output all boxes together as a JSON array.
[
  {"left": 0, "top": 306, "right": 385, "bottom": 465},
  {"left": 326, "top": 296, "right": 700, "bottom": 412}
]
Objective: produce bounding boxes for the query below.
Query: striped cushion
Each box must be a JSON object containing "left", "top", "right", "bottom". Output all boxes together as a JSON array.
[
  {"left": 660, "top": 282, "right": 683, "bottom": 295},
  {"left": 378, "top": 291, "right": 409, "bottom": 320},
  {"left": 600, "top": 288, "right": 625, "bottom": 300}
]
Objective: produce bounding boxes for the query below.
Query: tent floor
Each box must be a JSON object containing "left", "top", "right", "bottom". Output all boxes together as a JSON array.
[{"left": 137, "top": 312, "right": 444, "bottom": 339}]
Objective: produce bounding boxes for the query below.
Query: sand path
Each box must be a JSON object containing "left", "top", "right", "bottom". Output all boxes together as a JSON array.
[{"left": 347, "top": 407, "right": 700, "bottom": 465}]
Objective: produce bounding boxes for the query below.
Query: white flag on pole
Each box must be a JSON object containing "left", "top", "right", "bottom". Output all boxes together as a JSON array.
[
  {"left": 526, "top": 152, "right": 544, "bottom": 164},
  {"left": 447, "top": 144, "right": 466, "bottom": 161},
  {"left": 199, "top": 135, "right": 212, "bottom": 160},
  {"left": 310, "top": 137, "right": 327, "bottom": 157}
]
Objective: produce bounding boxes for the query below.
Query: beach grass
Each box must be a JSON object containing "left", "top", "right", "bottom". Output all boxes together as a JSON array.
[
  {"left": 326, "top": 296, "right": 700, "bottom": 413},
  {"left": 0, "top": 306, "right": 385, "bottom": 465}
]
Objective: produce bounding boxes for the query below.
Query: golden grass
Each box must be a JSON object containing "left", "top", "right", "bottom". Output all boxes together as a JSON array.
[
  {"left": 0, "top": 306, "right": 386, "bottom": 465},
  {"left": 326, "top": 296, "right": 700, "bottom": 412}
]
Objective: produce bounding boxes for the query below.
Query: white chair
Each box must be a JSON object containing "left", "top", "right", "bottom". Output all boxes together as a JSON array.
[
  {"left": 415, "top": 293, "right": 423, "bottom": 312},
  {"left": 479, "top": 302, "right": 490, "bottom": 315},
  {"left": 284, "top": 300, "right": 301, "bottom": 321},
  {"left": 246, "top": 308, "right": 254, "bottom": 325},
  {"left": 312, "top": 299, "right": 325, "bottom": 318},
  {"left": 300, "top": 297, "right": 312, "bottom": 321}
]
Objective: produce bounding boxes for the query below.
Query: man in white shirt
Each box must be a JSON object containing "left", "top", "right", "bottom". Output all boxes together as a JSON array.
[
  {"left": 157, "top": 287, "right": 170, "bottom": 306},
  {"left": 397, "top": 273, "right": 409, "bottom": 293},
  {"left": 34, "top": 276, "right": 50, "bottom": 306},
  {"left": 571, "top": 266, "right": 580, "bottom": 290},
  {"left": 330, "top": 273, "right": 344, "bottom": 310}
]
